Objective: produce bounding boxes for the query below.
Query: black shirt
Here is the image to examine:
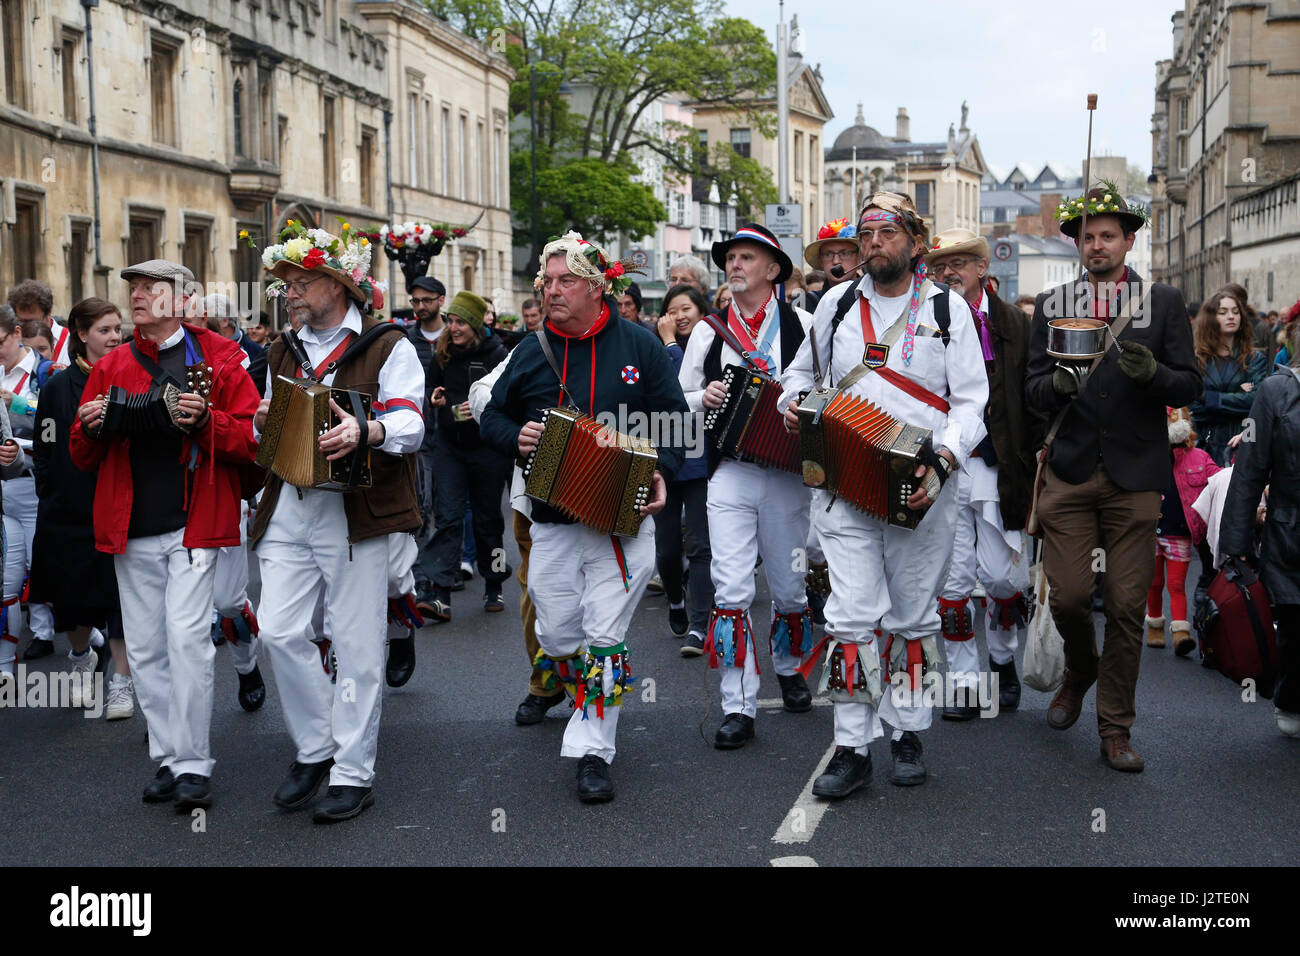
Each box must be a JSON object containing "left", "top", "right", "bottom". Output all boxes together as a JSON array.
[{"left": 126, "top": 340, "right": 188, "bottom": 538}]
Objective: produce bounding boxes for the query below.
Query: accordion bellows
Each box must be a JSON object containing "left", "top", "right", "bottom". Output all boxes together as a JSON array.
[
  {"left": 256, "top": 375, "right": 372, "bottom": 491},
  {"left": 796, "top": 387, "right": 931, "bottom": 530},
  {"left": 704, "top": 365, "right": 801, "bottom": 474},
  {"left": 523, "top": 407, "right": 657, "bottom": 537}
]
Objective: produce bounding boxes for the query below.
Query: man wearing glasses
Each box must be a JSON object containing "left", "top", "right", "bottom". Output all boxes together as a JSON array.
[
  {"left": 926, "top": 229, "right": 1041, "bottom": 720},
  {"left": 779, "top": 193, "right": 988, "bottom": 797},
  {"left": 405, "top": 276, "right": 446, "bottom": 612},
  {"left": 804, "top": 218, "right": 864, "bottom": 287}
]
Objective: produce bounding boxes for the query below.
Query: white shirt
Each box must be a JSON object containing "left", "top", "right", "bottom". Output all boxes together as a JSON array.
[
  {"left": 778, "top": 275, "right": 989, "bottom": 466},
  {"left": 51, "top": 321, "right": 73, "bottom": 367},
  {"left": 260, "top": 304, "right": 425, "bottom": 455},
  {"left": 469, "top": 348, "right": 531, "bottom": 518},
  {"left": 1, "top": 346, "right": 40, "bottom": 399},
  {"left": 679, "top": 289, "right": 813, "bottom": 412}
]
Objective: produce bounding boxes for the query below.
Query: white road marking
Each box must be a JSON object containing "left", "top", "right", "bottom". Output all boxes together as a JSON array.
[
  {"left": 770, "top": 855, "right": 818, "bottom": 867},
  {"left": 770, "top": 742, "right": 836, "bottom": 845}
]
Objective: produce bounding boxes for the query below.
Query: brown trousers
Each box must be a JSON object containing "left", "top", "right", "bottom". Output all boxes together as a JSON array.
[
  {"left": 514, "top": 511, "right": 548, "bottom": 696},
  {"left": 1038, "top": 463, "right": 1161, "bottom": 739}
]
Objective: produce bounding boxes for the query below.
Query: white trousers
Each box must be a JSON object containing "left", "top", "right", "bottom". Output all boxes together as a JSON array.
[
  {"left": 814, "top": 481, "right": 959, "bottom": 747},
  {"left": 213, "top": 501, "right": 258, "bottom": 675},
  {"left": 257, "top": 489, "right": 387, "bottom": 787},
  {"left": 386, "top": 532, "right": 418, "bottom": 643},
  {"left": 939, "top": 461, "right": 1031, "bottom": 683},
  {"left": 708, "top": 460, "right": 810, "bottom": 716},
  {"left": 114, "top": 530, "right": 219, "bottom": 777},
  {"left": 3, "top": 476, "right": 53, "bottom": 649},
  {"left": 527, "top": 518, "right": 655, "bottom": 763}
]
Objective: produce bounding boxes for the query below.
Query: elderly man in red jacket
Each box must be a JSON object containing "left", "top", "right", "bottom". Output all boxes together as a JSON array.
[{"left": 70, "top": 260, "right": 260, "bottom": 811}]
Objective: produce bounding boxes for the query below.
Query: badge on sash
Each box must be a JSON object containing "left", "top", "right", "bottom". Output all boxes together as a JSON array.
[{"left": 863, "top": 343, "right": 889, "bottom": 368}]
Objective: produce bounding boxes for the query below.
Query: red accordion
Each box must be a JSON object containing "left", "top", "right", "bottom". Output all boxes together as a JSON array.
[
  {"left": 795, "top": 386, "right": 933, "bottom": 530},
  {"left": 522, "top": 407, "right": 657, "bottom": 537},
  {"left": 704, "top": 364, "right": 801, "bottom": 474}
]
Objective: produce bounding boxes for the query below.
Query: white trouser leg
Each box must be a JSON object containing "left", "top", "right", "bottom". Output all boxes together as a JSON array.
[
  {"left": 707, "top": 462, "right": 762, "bottom": 714},
  {"left": 387, "top": 532, "right": 418, "bottom": 598},
  {"left": 720, "top": 651, "right": 760, "bottom": 718},
  {"left": 976, "top": 519, "right": 1031, "bottom": 666},
  {"left": 940, "top": 470, "right": 979, "bottom": 688},
  {"left": 833, "top": 700, "right": 883, "bottom": 751},
  {"left": 114, "top": 531, "right": 219, "bottom": 777},
  {"left": 755, "top": 470, "right": 811, "bottom": 678},
  {"left": 228, "top": 636, "right": 258, "bottom": 675}
]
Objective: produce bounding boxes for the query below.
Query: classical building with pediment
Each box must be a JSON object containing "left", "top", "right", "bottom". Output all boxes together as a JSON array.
[{"left": 823, "top": 102, "right": 987, "bottom": 237}]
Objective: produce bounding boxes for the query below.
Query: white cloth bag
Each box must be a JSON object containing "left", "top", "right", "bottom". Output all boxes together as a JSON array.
[{"left": 1022, "top": 562, "right": 1065, "bottom": 692}]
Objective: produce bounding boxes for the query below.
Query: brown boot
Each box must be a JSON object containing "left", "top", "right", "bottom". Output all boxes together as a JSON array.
[
  {"left": 1046, "top": 669, "right": 1095, "bottom": 730},
  {"left": 1144, "top": 615, "right": 1165, "bottom": 648},
  {"left": 1100, "top": 735, "right": 1145, "bottom": 772},
  {"left": 1171, "top": 620, "right": 1196, "bottom": 657}
]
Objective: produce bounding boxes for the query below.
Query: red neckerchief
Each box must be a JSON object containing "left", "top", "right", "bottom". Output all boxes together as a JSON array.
[
  {"left": 725, "top": 296, "right": 772, "bottom": 373},
  {"left": 305, "top": 331, "right": 356, "bottom": 380},
  {"left": 544, "top": 302, "right": 612, "bottom": 410},
  {"left": 1090, "top": 267, "right": 1130, "bottom": 320}
]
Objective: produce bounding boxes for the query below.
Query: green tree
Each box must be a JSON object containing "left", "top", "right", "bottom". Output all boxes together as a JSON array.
[{"left": 425, "top": 0, "right": 777, "bottom": 256}]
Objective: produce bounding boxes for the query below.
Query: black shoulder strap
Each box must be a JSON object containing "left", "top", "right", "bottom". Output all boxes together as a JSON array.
[
  {"left": 703, "top": 331, "right": 725, "bottom": 385},
  {"left": 532, "top": 328, "right": 580, "bottom": 410},
  {"left": 334, "top": 322, "right": 405, "bottom": 371},
  {"left": 932, "top": 284, "right": 951, "bottom": 346},
  {"left": 128, "top": 329, "right": 201, "bottom": 388},
  {"left": 777, "top": 299, "right": 805, "bottom": 373},
  {"left": 825, "top": 276, "right": 868, "bottom": 372}
]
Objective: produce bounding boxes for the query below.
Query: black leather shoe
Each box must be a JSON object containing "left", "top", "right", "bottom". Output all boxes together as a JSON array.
[
  {"left": 237, "top": 665, "right": 266, "bottom": 712},
  {"left": 174, "top": 774, "right": 212, "bottom": 810},
  {"left": 514, "top": 690, "right": 567, "bottom": 725},
  {"left": 668, "top": 606, "right": 688, "bottom": 637},
  {"left": 273, "top": 758, "right": 334, "bottom": 810},
  {"left": 385, "top": 635, "right": 415, "bottom": 688},
  {"left": 22, "top": 638, "right": 54, "bottom": 661},
  {"left": 890, "top": 731, "right": 927, "bottom": 786},
  {"left": 714, "top": 713, "right": 755, "bottom": 749},
  {"left": 776, "top": 672, "right": 813, "bottom": 713},
  {"left": 990, "top": 657, "right": 1020, "bottom": 711},
  {"left": 142, "top": 767, "right": 177, "bottom": 803},
  {"left": 941, "top": 682, "right": 981, "bottom": 721},
  {"left": 812, "top": 746, "right": 871, "bottom": 799},
  {"left": 576, "top": 755, "right": 614, "bottom": 803},
  {"left": 312, "top": 785, "right": 374, "bottom": 823}
]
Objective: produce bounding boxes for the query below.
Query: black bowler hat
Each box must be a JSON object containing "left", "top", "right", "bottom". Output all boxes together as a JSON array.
[{"left": 712, "top": 222, "right": 793, "bottom": 285}]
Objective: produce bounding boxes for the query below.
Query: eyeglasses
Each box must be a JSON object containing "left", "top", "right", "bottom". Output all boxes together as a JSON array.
[
  {"left": 857, "top": 226, "right": 905, "bottom": 243},
  {"left": 284, "top": 275, "right": 325, "bottom": 296},
  {"left": 819, "top": 249, "right": 858, "bottom": 262},
  {"left": 932, "top": 257, "right": 976, "bottom": 273},
  {"left": 411, "top": 295, "right": 442, "bottom": 306}
]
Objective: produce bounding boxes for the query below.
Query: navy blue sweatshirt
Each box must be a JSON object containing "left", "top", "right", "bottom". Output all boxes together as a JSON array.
[{"left": 480, "top": 300, "right": 690, "bottom": 525}]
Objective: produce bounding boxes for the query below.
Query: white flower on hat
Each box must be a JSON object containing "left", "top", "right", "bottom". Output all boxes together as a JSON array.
[{"left": 261, "top": 244, "right": 282, "bottom": 268}]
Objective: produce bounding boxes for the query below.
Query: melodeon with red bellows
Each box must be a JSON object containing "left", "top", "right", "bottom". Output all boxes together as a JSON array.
[
  {"left": 704, "top": 364, "right": 801, "bottom": 474},
  {"left": 796, "top": 387, "right": 933, "bottom": 530},
  {"left": 522, "top": 407, "right": 657, "bottom": 537}
]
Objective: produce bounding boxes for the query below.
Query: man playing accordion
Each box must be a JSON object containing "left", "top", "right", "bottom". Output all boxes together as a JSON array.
[
  {"left": 780, "top": 192, "right": 988, "bottom": 796},
  {"left": 480, "top": 231, "right": 686, "bottom": 803}
]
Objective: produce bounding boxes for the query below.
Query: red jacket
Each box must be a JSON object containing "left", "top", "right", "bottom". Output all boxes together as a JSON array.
[
  {"left": 69, "top": 323, "right": 260, "bottom": 554},
  {"left": 1171, "top": 444, "right": 1221, "bottom": 544}
]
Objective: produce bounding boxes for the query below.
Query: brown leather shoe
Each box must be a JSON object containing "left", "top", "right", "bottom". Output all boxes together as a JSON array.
[
  {"left": 1100, "top": 735, "right": 1145, "bottom": 772},
  {"left": 1046, "top": 670, "right": 1094, "bottom": 730}
]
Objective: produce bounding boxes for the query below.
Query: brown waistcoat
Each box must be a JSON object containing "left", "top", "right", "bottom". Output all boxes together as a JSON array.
[{"left": 250, "top": 318, "right": 421, "bottom": 547}]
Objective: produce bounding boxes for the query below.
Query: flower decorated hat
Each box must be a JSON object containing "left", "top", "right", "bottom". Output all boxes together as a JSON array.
[
  {"left": 534, "top": 230, "right": 642, "bottom": 297},
  {"left": 259, "top": 220, "right": 379, "bottom": 305},
  {"left": 803, "top": 217, "right": 859, "bottom": 269},
  {"left": 1056, "top": 179, "right": 1149, "bottom": 238}
]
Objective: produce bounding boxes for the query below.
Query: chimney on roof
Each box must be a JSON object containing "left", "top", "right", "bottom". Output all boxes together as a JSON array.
[{"left": 894, "top": 107, "right": 910, "bottom": 143}]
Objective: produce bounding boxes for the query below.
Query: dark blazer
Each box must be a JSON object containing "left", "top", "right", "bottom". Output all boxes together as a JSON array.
[
  {"left": 1024, "top": 270, "right": 1202, "bottom": 492},
  {"left": 1218, "top": 366, "right": 1300, "bottom": 606},
  {"left": 426, "top": 332, "right": 508, "bottom": 450},
  {"left": 406, "top": 321, "right": 440, "bottom": 452},
  {"left": 982, "top": 289, "right": 1043, "bottom": 530}
]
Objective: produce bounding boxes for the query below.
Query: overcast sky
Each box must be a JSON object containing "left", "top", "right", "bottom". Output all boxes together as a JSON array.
[{"left": 725, "top": 0, "right": 1179, "bottom": 180}]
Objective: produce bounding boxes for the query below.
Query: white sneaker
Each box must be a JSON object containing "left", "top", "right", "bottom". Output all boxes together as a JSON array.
[
  {"left": 105, "top": 673, "right": 135, "bottom": 721},
  {"left": 1275, "top": 707, "right": 1300, "bottom": 739},
  {"left": 67, "top": 649, "right": 99, "bottom": 709}
]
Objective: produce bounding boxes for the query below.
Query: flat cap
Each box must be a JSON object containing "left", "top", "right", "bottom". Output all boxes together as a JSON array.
[{"left": 120, "top": 259, "right": 194, "bottom": 283}]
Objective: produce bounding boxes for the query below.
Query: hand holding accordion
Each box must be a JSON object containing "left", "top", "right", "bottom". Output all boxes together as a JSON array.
[
  {"left": 255, "top": 374, "right": 373, "bottom": 491},
  {"left": 90, "top": 362, "right": 213, "bottom": 437}
]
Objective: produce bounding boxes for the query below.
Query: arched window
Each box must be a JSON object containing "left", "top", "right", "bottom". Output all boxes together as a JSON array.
[{"left": 233, "top": 79, "right": 244, "bottom": 157}]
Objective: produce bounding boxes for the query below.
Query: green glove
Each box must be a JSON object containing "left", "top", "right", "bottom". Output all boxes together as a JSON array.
[
  {"left": 1052, "top": 367, "right": 1079, "bottom": 397},
  {"left": 1117, "top": 340, "right": 1157, "bottom": 384}
]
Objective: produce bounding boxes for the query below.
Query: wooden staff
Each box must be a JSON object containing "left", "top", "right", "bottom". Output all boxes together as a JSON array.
[{"left": 1078, "top": 93, "right": 1098, "bottom": 282}]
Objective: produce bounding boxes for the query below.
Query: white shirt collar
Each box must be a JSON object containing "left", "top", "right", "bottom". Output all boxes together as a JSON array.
[
  {"left": 159, "top": 325, "right": 186, "bottom": 350},
  {"left": 298, "top": 303, "right": 363, "bottom": 346},
  {"left": 973, "top": 289, "right": 988, "bottom": 315},
  {"left": 3, "top": 346, "right": 38, "bottom": 380}
]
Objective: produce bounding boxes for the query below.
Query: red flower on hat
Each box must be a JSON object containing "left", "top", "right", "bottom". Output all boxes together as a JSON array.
[
  {"left": 433, "top": 229, "right": 447, "bottom": 240},
  {"left": 605, "top": 262, "right": 625, "bottom": 280},
  {"left": 303, "top": 248, "right": 327, "bottom": 270},
  {"left": 372, "top": 287, "right": 384, "bottom": 310}
]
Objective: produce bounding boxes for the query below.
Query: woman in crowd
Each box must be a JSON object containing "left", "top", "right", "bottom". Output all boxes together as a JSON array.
[
  {"left": 22, "top": 322, "right": 56, "bottom": 362},
  {"left": 654, "top": 284, "right": 715, "bottom": 656},
  {"left": 0, "top": 305, "right": 59, "bottom": 668},
  {"left": 418, "top": 292, "right": 511, "bottom": 622},
  {"left": 1218, "top": 325, "right": 1300, "bottom": 738},
  {"left": 712, "top": 283, "right": 732, "bottom": 316},
  {"left": 30, "top": 298, "right": 133, "bottom": 717},
  {"left": 1190, "top": 286, "right": 1268, "bottom": 467}
]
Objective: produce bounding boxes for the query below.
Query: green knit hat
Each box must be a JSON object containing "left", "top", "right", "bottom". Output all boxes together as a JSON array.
[{"left": 444, "top": 291, "right": 488, "bottom": 334}]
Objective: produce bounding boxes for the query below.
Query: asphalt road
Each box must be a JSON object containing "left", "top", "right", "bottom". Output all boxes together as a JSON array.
[{"left": 1, "top": 543, "right": 1295, "bottom": 868}]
